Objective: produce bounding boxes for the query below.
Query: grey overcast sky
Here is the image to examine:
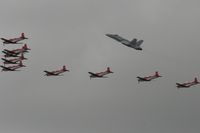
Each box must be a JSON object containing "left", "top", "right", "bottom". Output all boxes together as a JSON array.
[{"left": 0, "top": 0, "right": 200, "bottom": 133}]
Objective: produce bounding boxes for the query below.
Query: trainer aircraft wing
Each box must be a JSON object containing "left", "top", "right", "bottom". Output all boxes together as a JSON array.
[
  {"left": 3, "top": 49, "right": 16, "bottom": 54},
  {"left": 176, "top": 83, "right": 188, "bottom": 88},
  {"left": 1, "top": 58, "right": 17, "bottom": 64},
  {"left": 88, "top": 72, "right": 101, "bottom": 77},
  {"left": 1, "top": 38, "right": 13, "bottom": 43},
  {"left": 1, "top": 38, "right": 23, "bottom": 44},
  {"left": 137, "top": 76, "right": 150, "bottom": 81},
  {"left": 3, "top": 51, "right": 20, "bottom": 57},
  {"left": 0, "top": 66, "right": 14, "bottom": 71},
  {"left": 44, "top": 71, "right": 58, "bottom": 76}
]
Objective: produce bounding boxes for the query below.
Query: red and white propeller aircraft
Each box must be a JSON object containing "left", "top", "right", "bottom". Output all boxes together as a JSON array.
[
  {"left": 44, "top": 65, "right": 69, "bottom": 76},
  {"left": 3, "top": 44, "right": 30, "bottom": 55},
  {"left": 0, "top": 61, "right": 25, "bottom": 71},
  {"left": 137, "top": 71, "right": 162, "bottom": 83},
  {"left": 1, "top": 33, "right": 28, "bottom": 45},
  {"left": 88, "top": 67, "right": 113, "bottom": 79},
  {"left": 2, "top": 53, "right": 27, "bottom": 65},
  {"left": 3, "top": 44, "right": 30, "bottom": 58},
  {"left": 176, "top": 77, "right": 200, "bottom": 88}
]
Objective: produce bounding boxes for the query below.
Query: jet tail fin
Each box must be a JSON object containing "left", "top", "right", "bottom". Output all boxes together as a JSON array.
[
  {"left": 130, "top": 39, "right": 137, "bottom": 45},
  {"left": 136, "top": 40, "right": 144, "bottom": 46}
]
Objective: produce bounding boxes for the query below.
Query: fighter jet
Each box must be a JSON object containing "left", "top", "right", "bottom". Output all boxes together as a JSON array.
[
  {"left": 0, "top": 61, "right": 26, "bottom": 71},
  {"left": 88, "top": 67, "right": 113, "bottom": 79},
  {"left": 106, "top": 34, "right": 143, "bottom": 50},
  {"left": 137, "top": 71, "right": 162, "bottom": 83},
  {"left": 176, "top": 77, "right": 200, "bottom": 88},
  {"left": 2, "top": 53, "right": 27, "bottom": 65},
  {"left": 44, "top": 65, "right": 69, "bottom": 76},
  {"left": 1, "top": 33, "right": 28, "bottom": 45}
]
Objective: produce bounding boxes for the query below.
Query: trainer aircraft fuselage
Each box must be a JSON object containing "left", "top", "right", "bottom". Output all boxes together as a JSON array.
[
  {"left": 44, "top": 65, "right": 69, "bottom": 76},
  {"left": 176, "top": 78, "right": 199, "bottom": 88},
  {"left": 137, "top": 71, "right": 162, "bottom": 83},
  {"left": 1, "top": 33, "right": 28, "bottom": 45},
  {"left": 88, "top": 67, "right": 113, "bottom": 79}
]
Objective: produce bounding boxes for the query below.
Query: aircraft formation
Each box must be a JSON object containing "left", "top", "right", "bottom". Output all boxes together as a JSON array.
[
  {"left": 0, "top": 33, "right": 30, "bottom": 71},
  {"left": 1, "top": 33, "right": 199, "bottom": 89}
]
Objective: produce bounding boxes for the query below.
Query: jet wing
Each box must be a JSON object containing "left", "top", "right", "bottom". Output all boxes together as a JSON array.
[
  {"left": 114, "top": 35, "right": 127, "bottom": 42},
  {"left": 106, "top": 34, "right": 128, "bottom": 42}
]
